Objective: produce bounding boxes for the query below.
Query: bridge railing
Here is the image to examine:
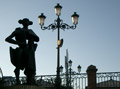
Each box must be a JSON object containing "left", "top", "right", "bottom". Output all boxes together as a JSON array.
[
  {"left": 96, "top": 72, "right": 120, "bottom": 87},
  {"left": 0, "top": 72, "right": 120, "bottom": 89}
]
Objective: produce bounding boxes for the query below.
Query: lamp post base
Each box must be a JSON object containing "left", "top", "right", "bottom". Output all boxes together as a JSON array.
[{"left": 55, "top": 76, "right": 61, "bottom": 89}]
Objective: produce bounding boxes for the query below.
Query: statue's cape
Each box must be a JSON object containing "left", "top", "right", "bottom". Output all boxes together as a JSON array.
[
  {"left": 9, "top": 47, "right": 24, "bottom": 70},
  {"left": 9, "top": 44, "right": 37, "bottom": 71},
  {"left": 10, "top": 47, "right": 16, "bottom": 67}
]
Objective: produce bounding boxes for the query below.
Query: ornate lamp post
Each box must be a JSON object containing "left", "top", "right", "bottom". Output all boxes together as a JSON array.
[
  {"left": 60, "top": 59, "right": 81, "bottom": 89},
  {"left": 60, "top": 65, "right": 63, "bottom": 74},
  {"left": 38, "top": 3, "right": 79, "bottom": 89},
  {"left": 77, "top": 65, "right": 81, "bottom": 74},
  {"left": 68, "top": 60, "right": 72, "bottom": 89},
  {"left": 68, "top": 60, "right": 81, "bottom": 89}
]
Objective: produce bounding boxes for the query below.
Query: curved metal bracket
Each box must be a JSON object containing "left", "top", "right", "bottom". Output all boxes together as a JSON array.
[
  {"left": 41, "top": 23, "right": 57, "bottom": 31},
  {"left": 60, "top": 23, "right": 76, "bottom": 30},
  {"left": 40, "top": 18, "right": 77, "bottom": 31}
]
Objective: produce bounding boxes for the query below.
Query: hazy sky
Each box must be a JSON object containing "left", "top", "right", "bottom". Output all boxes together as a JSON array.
[{"left": 0, "top": 0, "right": 120, "bottom": 77}]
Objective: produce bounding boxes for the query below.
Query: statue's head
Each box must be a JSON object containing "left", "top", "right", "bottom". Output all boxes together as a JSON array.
[{"left": 18, "top": 18, "right": 33, "bottom": 27}]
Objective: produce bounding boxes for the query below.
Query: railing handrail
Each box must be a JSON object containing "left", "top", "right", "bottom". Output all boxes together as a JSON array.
[{"left": 97, "top": 72, "right": 120, "bottom": 74}]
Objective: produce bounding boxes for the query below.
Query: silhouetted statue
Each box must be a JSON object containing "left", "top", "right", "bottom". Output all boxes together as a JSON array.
[{"left": 5, "top": 18, "right": 39, "bottom": 85}]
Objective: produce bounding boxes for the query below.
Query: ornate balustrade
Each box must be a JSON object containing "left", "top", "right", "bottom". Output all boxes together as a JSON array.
[{"left": 0, "top": 72, "right": 120, "bottom": 89}]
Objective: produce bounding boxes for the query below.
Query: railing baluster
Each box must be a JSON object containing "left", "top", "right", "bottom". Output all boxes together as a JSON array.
[{"left": 79, "top": 77, "right": 80, "bottom": 89}]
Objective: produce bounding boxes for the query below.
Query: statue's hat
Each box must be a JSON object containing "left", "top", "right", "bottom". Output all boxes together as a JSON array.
[{"left": 18, "top": 18, "right": 33, "bottom": 25}]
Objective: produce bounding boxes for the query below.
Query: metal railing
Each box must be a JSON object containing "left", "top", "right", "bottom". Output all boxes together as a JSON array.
[
  {"left": 0, "top": 72, "right": 120, "bottom": 89},
  {"left": 96, "top": 72, "right": 120, "bottom": 88},
  {"left": 60, "top": 73, "right": 87, "bottom": 89},
  {"left": 0, "top": 73, "right": 88, "bottom": 89},
  {"left": 35, "top": 73, "right": 88, "bottom": 89}
]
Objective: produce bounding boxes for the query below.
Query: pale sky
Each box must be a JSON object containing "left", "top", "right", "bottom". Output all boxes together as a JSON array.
[{"left": 0, "top": 0, "right": 120, "bottom": 77}]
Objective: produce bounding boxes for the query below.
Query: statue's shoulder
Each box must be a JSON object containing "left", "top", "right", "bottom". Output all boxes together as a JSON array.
[
  {"left": 14, "top": 27, "right": 22, "bottom": 32},
  {"left": 28, "top": 29, "right": 33, "bottom": 32},
  {"left": 11, "top": 27, "right": 22, "bottom": 35},
  {"left": 28, "top": 29, "right": 35, "bottom": 34},
  {"left": 15, "top": 27, "right": 22, "bottom": 31}
]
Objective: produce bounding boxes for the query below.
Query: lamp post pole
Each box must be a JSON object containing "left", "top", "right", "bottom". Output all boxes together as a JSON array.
[
  {"left": 56, "top": 16, "right": 61, "bottom": 89},
  {"left": 68, "top": 60, "right": 72, "bottom": 89},
  {"left": 69, "top": 67, "right": 72, "bottom": 89},
  {"left": 38, "top": 3, "right": 79, "bottom": 89}
]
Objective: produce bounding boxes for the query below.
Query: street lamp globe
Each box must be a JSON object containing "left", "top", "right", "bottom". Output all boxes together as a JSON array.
[
  {"left": 77, "top": 65, "right": 81, "bottom": 73},
  {"left": 68, "top": 60, "right": 72, "bottom": 67},
  {"left": 54, "top": 3, "right": 62, "bottom": 16},
  {"left": 71, "top": 12, "right": 79, "bottom": 25},
  {"left": 38, "top": 13, "right": 46, "bottom": 26},
  {"left": 60, "top": 65, "right": 63, "bottom": 73}
]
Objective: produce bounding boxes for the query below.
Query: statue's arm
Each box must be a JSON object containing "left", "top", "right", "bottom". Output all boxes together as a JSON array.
[{"left": 5, "top": 31, "right": 18, "bottom": 45}]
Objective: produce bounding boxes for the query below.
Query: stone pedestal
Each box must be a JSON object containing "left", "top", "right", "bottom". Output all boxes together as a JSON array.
[
  {"left": 86, "top": 65, "right": 98, "bottom": 89},
  {"left": 3, "top": 85, "right": 45, "bottom": 89}
]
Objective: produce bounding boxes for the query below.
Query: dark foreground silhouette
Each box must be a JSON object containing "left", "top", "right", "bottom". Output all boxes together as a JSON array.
[{"left": 5, "top": 18, "right": 39, "bottom": 85}]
